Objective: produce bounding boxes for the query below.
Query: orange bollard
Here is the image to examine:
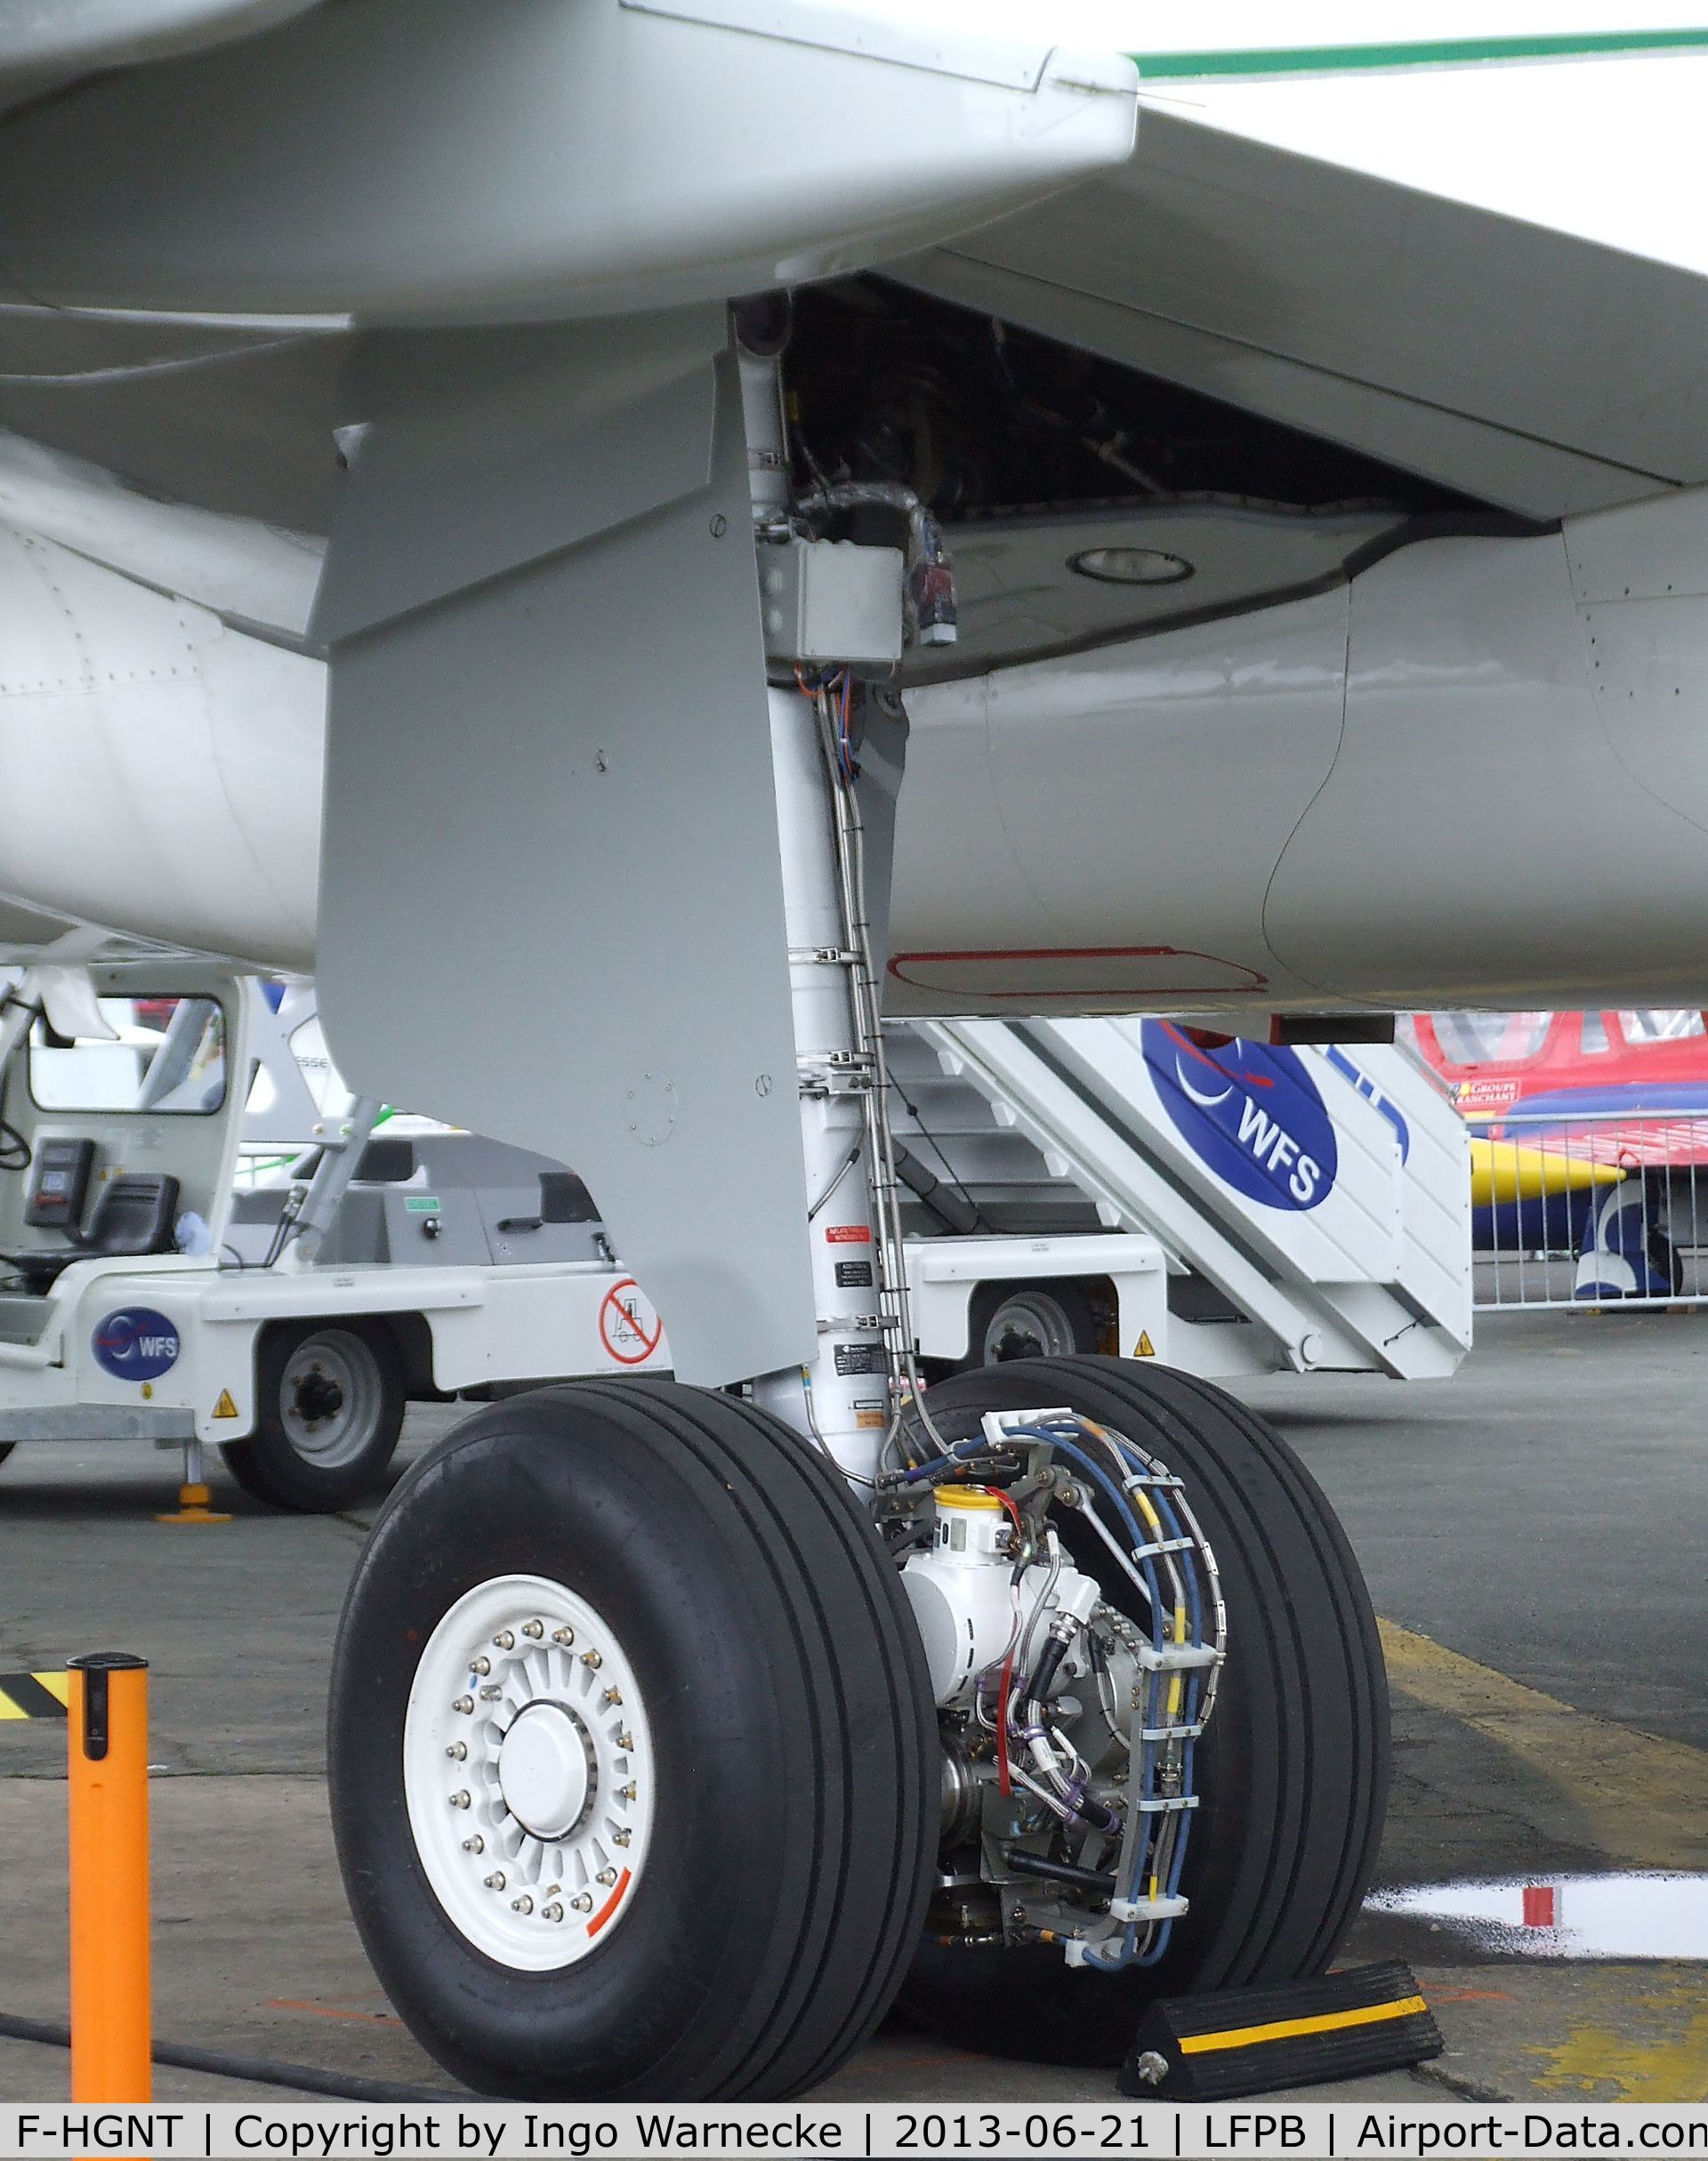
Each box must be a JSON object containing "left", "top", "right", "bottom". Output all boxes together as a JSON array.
[{"left": 67, "top": 1653, "right": 151, "bottom": 2101}]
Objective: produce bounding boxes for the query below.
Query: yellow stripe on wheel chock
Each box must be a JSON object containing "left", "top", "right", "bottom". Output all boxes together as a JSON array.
[{"left": 1180, "top": 1994, "right": 1430, "bottom": 2055}]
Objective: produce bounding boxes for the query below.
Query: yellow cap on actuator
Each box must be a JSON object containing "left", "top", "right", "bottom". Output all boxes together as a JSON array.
[{"left": 935, "top": 1485, "right": 1003, "bottom": 1512}]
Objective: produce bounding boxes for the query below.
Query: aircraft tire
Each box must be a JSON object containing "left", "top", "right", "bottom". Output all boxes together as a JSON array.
[
  {"left": 328, "top": 1378, "right": 935, "bottom": 2099},
  {"left": 895, "top": 1355, "right": 1389, "bottom": 2066}
]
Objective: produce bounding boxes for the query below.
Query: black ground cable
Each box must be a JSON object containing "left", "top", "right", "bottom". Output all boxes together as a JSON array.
[{"left": 0, "top": 2011, "right": 460, "bottom": 2102}]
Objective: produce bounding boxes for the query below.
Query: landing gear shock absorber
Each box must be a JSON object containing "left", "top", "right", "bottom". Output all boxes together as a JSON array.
[{"left": 737, "top": 300, "right": 934, "bottom": 1483}]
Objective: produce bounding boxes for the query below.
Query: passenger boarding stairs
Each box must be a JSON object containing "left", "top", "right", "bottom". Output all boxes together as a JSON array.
[{"left": 886, "top": 1019, "right": 1470, "bottom": 1380}]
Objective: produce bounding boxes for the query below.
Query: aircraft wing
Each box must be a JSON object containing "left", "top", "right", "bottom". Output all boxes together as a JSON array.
[
  {"left": 2, "top": 9, "right": 1707, "bottom": 656},
  {"left": 894, "top": 27, "right": 1708, "bottom": 523}
]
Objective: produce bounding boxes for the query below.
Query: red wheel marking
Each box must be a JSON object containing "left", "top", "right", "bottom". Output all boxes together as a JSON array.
[{"left": 586, "top": 1867, "right": 632, "bottom": 1936}]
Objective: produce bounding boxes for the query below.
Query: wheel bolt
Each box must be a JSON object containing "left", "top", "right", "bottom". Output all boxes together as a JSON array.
[
  {"left": 571, "top": 1893, "right": 592, "bottom": 1913},
  {"left": 452, "top": 1696, "right": 474, "bottom": 1714},
  {"left": 619, "top": 1783, "right": 637, "bottom": 1802},
  {"left": 493, "top": 1631, "right": 515, "bottom": 1650},
  {"left": 552, "top": 1627, "right": 575, "bottom": 1647},
  {"left": 616, "top": 1730, "right": 633, "bottom": 1751},
  {"left": 596, "top": 1867, "right": 616, "bottom": 1886},
  {"left": 602, "top": 1688, "right": 623, "bottom": 1708},
  {"left": 470, "top": 1656, "right": 491, "bottom": 1676},
  {"left": 543, "top": 1902, "right": 564, "bottom": 1923},
  {"left": 581, "top": 1649, "right": 602, "bottom": 1671},
  {"left": 522, "top": 1621, "right": 544, "bottom": 1640},
  {"left": 449, "top": 1791, "right": 471, "bottom": 1810},
  {"left": 462, "top": 1835, "right": 485, "bottom": 1854},
  {"left": 511, "top": 1894, "right": 533, "bottom": 1914},
  {"left": 485, "top": 1872, "right": 506, "bottom": 1891},
  {"left": 479, "top": 1684, "right": 503, "bottom": 1700},
  {"left": 613, "top": 1829, "right": 632, "bottom": 1848},
  {"left": 445, "top": 1742, "right": 467, "bottom": 1761}
]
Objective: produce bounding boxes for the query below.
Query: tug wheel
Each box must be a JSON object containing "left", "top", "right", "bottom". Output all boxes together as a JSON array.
[
  {"left": 897, "top": 1355, "right": 1389, "bottom": 2066},
  {"left": 328, "top": 1378, "right": 935, "bottom": 2099},
  {"left": 961, "top": 1280, "right": 1098, "bottom": 1370},
  {"left": 221, "top": 1319, "right": 404, "bottom": 1512}
]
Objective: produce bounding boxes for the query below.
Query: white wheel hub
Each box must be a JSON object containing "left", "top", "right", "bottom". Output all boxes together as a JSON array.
[{"left": 403, "top": 1573, "right": 654, "bottom": 1971}]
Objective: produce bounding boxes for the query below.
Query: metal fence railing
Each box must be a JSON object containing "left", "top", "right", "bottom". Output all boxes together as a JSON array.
[{"left": 1472, "top": 1106, "right": 1708, "bottom": 1310}]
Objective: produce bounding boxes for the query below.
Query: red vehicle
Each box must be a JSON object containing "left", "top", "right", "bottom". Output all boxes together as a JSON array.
[{"left": 1405, "top": 1009, "right": 1708, "bottom": 1169}]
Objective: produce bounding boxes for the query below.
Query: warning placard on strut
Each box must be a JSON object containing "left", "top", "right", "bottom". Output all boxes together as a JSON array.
[{"left": 599, "top": 1278, "right": 665, "bottom": 1366}]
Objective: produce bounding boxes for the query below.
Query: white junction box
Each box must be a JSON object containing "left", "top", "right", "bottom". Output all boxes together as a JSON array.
[{"left": 757, "top": 535, "right": 904, "bottom": 667}]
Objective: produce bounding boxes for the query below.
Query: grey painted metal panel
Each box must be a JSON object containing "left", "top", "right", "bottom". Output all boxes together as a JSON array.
[
  {"left": 310, "top": 311, "right": 722, "bottom": 644},
  {"left": 316, "top": 334, "right": 813, "bottom": 1384}
]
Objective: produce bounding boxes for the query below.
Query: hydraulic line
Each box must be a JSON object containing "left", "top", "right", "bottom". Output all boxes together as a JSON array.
[{"left": 809, "top": 681, "right": 947, "bottom": 1461}]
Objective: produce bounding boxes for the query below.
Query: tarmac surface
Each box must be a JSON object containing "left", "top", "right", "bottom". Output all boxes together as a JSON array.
[{"left": 0, "top": 1309, "right": 1705, "bottom": 2108}]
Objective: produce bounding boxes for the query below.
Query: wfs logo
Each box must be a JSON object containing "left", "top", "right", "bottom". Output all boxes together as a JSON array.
[
  {"left": 1141, "top": 1021, "right": 1338, "bottom": 1211},
  {"left": 93, "top": 1307, "right": 181, "bottom": 1381}
]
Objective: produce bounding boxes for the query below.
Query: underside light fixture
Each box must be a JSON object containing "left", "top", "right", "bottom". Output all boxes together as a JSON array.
[{"left": 1068, "top": 545, "right": 1194, "bottom": 586}]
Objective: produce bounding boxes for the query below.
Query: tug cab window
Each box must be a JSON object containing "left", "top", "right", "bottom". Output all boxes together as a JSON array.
[{"left": 28, "top": 996, "right": 227, "bottom": 1115}]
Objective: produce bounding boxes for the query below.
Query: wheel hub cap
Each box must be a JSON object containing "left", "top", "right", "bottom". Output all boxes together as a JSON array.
[
  {"left": 498, "top": 1702, "right": 594, "bottom": 1840},
  {"left": 294, "top": 1372, "right": 344, "bottom": 1423}
]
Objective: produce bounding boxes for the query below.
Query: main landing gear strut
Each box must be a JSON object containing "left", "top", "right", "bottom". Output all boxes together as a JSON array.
[{"left": 326, "top": 302, "right": 1389, "bottom": 2100}]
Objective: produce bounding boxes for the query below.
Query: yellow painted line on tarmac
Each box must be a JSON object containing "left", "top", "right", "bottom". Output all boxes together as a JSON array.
[
  {"left": 1527, "top": 1972, "right": 1708, "bottom": 2103},
  {"left": 1379, "top": 1619, "right": 1708, "bottom": 1868}
]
